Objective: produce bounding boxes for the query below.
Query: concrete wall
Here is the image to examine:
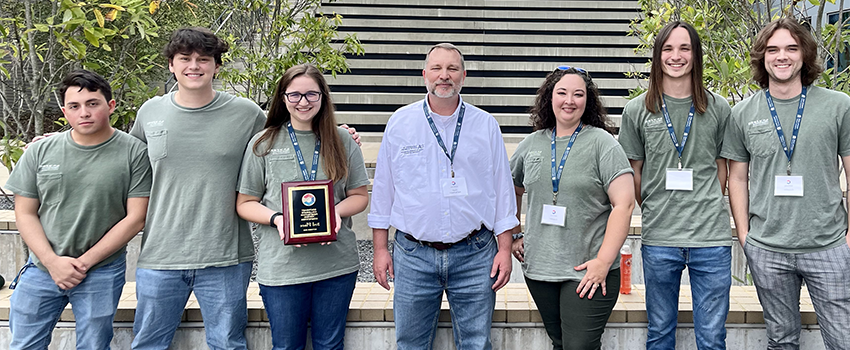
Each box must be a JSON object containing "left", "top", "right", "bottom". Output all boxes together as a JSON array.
[
  {"left": 0, "top": 322, "right": 828, "bottom": 349},
  {"left": 0, "top": 233, "right": 142, "bottom": 285},
  {"left": 0, "top": 230, "right": 750, "bottom": 286}
]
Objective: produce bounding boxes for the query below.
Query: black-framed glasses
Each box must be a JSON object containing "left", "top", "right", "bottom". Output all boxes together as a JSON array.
[
  {"left": 556, "top": 65, "right": 587, "bottom": 74},
  {"left": 284, "top": 91, "right": 322, "bottom": 103}
]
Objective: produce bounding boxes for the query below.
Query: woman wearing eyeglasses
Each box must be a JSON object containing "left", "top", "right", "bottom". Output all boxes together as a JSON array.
[
  {"left": 235, "top": 64, "right": 370, "bottom": 349},
  {"left": 509, "top": 67, "right": 635, "bottom": 350}
]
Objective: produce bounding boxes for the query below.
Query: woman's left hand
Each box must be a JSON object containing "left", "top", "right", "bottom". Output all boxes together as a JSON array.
[{"left": 574, "top": 258, "right": 610, "bottom": 299}]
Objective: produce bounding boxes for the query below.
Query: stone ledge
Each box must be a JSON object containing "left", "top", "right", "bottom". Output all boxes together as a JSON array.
[{"left": 0, "top": 282, "right": 817, "bottom": 325}]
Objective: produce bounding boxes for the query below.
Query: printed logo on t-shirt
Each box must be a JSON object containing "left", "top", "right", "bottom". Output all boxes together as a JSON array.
[
  {"left": 269, "top": 148, "right": 291, "bottom": 155},
  {"left": 146, "top": 120, "right": 165, "bottom": 127},
  {"left": 400, "top": 144, "right": 424, "bottom": 156},
  {"left": 302, "top": 193, "right": 316, "bottom": 206},
  {"left": 38, "top": 164, "right": 60, "bottom": 172},
  {"left": 644, "top": 118, "right": 664, "bottom": 127},
  {"left": 747, "top": 119, "right": 770, "bottom": 128}
]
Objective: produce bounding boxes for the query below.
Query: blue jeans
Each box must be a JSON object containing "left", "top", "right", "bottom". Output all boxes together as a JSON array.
[
  {"left": 9, "top": 254, "right": 126, "bottom": 350},
  {"left": 131, "top": 261, "right": 252, "bottom": 350},
  {"left": 392, "top": 228, "right": 497, "bottom": 350},
  {"left": 642, "top": 245, "right": 731, "bottom": 350},
  {"left": 259, "top": 271, "right": 358, "bottom": 350}
]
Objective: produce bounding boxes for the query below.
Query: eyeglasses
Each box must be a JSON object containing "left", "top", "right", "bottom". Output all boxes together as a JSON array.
[
  {"left": 284, "top": 91, "right": 322, "bottom": 103},
  {"left": 556, "top": 65, "right": 587, "bottom": 74}
]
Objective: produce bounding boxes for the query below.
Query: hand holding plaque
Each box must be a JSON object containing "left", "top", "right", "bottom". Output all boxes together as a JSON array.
[{"left": 281, "top": 179, "right": 337, "bottom": 245}]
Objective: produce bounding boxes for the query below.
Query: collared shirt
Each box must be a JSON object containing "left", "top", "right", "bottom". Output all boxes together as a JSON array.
[{"left": 368, "top": 95, "right": 519, "bottom": 243}]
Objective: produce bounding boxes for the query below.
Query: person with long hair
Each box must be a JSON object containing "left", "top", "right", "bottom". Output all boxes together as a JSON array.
[
  {"left": 724, "top": 18, "right": 850, "bottom": 349},
  {"left": 510, "top": 67, "right": 635, "bottom": 349},
  {"left": 618, "top": 21, "right": 733, "bottom": 350},
  {"left": 236, "top": 64, "right": 370, "bottom": 350}
]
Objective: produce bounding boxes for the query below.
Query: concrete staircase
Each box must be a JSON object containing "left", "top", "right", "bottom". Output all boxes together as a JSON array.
[{"left": 322, "top": 0, "right": 648, "bottom": 132}]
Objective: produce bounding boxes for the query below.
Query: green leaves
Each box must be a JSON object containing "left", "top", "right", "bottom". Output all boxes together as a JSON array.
[
  {"left": 627, "top": 0, "right": 850, "bottom": 104},
  {"left": 216, "top": 0, "right": 363, "bottom": 105}
]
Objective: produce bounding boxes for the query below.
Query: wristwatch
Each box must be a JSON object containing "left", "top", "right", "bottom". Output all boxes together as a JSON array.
[
  {"left": 269, "top": 212, "right": 283, "bottom": 228},
  {"left": 512, "top": 232, "right": 524, "bottom": 240}
]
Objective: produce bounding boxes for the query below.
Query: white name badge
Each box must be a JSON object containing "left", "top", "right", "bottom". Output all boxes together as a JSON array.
[
  {"left": 440, "top": 177, "right": 469, "bottom": 197},
  {"left": 774, "top": 176, "right": 804, "bottom": 196},
  {"left": 666, "top": 168, "right": 694, "bottom": 191},
  {"left": 541, "top": 204, "right": 566, "bottom": 226}
]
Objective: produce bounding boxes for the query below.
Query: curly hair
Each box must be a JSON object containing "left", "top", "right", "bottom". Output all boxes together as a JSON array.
[
  {"left": 163, "top": 27, "right": 229, "bottom": 66},
  {"left": 529, "top": 68, "right": 613, "bottom": 134},
  {"left": 750, "top": 18, "right": 822, "bottom": 88}
]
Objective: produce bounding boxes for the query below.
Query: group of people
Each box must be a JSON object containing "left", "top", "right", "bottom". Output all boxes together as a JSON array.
[{"left": 3, "top": 16, "right": 850, "bottom": 350}]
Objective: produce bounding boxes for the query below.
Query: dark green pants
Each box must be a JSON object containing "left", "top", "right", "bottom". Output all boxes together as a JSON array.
[{"left": 525, "top": 269, "right": 620, "bottom": 350}]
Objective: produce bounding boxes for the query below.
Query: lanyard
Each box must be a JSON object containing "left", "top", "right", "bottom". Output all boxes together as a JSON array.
[
  {"left": 423, "top": 101, "right": 466, "bottom": 177},
  {"left": 660, "top": 97, "right": 695, "bottom": 170},
  {"left": 286, "top": 122, "right": 321, "bottom": 181},
  {"left": 765, "top": 86, "right": 807, "bottom": 175},
  {"left": 551, "top": 123, "right": 583, "bottom": 204}
]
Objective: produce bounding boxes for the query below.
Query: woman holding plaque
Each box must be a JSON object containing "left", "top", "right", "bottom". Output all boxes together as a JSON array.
[
  {"left": 236, "top": 63, "right": 370, "bottom": 350},
  {"left": 509, "top": 67, "right": 635, "bottom": 350}
]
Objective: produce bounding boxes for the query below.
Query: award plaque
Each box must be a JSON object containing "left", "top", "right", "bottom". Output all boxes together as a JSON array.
[{"left": 281, "top": 179, "right": 337, "bottom": 245}]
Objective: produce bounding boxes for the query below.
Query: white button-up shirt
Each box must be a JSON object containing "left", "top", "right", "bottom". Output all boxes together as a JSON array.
[{"left": 368, "top": 96, "right": 519, "bottom": 243}]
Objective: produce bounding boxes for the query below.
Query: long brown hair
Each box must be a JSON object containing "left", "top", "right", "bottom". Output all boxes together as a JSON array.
[
  {"left": 750, "top": 18, "right": 822, "bottom": 89},
  {"left": 529, "top": 67, "right": 613, "bottom": 134},
  {"left": 645, "top": 21, "right": 709, "bottom": 114},
  {"left": 253, "top": 64, "right": 348, "bottom": 182}
]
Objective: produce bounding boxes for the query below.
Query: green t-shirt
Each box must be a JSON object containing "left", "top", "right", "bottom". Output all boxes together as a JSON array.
[
  {"left": 721, "top": 86, "right": 850, "bottom": 253},
  {"left": 238, "top": 127, "right": 370, "bottom": 285},
  {"left": 6, "top": 131, "right": 152, "bottom": 272},
  {"left": 510, "top": 126, "right": 633, "bottom": 282},
  {"left": 618, "top": 92, "right": 732, "bottom": 247},
  {"left": 130, "top": 91, "right": 266, "bottom": 269}
]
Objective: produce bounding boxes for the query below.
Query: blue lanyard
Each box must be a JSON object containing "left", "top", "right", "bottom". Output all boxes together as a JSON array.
[
  {"left": 661, "top": 97, "right": 695, "bottom": 170},
  {"left": 423, "top": 101, "right": 466, "bottom": 177},
  {"left": 764, "top": 86, "right": 807, "bottom": 175},
  {"left": 286, "top": 122, "right": 321, "bottom": 181},
  {"left": 551, "top": 123, "right": 583, "bottom": 204}
]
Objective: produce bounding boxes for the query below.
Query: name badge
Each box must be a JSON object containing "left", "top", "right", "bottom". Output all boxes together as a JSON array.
[
  {"left": 774, "top": 175, "right": 803, "bottom": 196},
  {"left": 441, "top": 177, "right": 468, "bottom": 197},
  {"left": 666, "top": 168, "right": 694, "bottom": 191},
  {"left": 541, "top": 204, "right": 566, "bottom": 226}
]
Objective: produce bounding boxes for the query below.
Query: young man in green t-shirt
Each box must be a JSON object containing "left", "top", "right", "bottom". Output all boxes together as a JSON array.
[
  {"left": 6, "top": 70, "right": 152, "bottom": 349},
  {"left": 128, "top": 27, "right": 267, "bottom": 350},
  {"left": 618, "top": 21, "right": 732, "bottom": 350},
  {"left": 723, "top": 18, "right": 850, "bottom": 349}
]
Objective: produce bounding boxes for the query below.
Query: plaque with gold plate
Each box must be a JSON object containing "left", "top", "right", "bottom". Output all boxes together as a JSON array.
[{"left": 281, "top": 179, "right": 336, "bottom": 245}]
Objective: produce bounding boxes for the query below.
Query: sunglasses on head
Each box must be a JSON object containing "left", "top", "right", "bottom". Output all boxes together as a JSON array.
[{"left": 556, "top": 65, "right": 587, "bottom": 74}]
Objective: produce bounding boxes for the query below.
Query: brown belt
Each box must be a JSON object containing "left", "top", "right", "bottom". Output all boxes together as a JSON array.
[{"left": 404, "top": 227, "right": 483, "bottom": 251}]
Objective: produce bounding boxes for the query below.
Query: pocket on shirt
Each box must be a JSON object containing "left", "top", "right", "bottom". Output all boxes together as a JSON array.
[
  {"left": 397, "top": 153, "right": 428, "bottom": 191},
  {"left": 145, "top": 130, "right": 167, "bottom": 161},
  {"left": 645, "top": 125, "right": 673, "bottom": 155},
  {"left": 36, "top": 173, "right": 62, "bottom": 205},
  {"left": 268, "top": 155, "right": 299, "bottom": 182},
  {"left": 746, "top": 126, "right": 776, "bottom": 158},
  {"left": 523, "top": 156, "right": 543, "bottom": 187}
]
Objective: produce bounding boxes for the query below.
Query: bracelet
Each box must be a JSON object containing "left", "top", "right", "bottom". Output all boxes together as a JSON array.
[
  {"left": 512, "top": 232, "right": 524, "bottom": 240},
  {"left": 269, "top": 212, "right": 283, "bottom": 228}
]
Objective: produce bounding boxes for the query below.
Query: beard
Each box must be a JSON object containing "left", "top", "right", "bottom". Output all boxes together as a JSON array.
[{"left": 427, "top": 78, "right": 462, "bottom": 98}]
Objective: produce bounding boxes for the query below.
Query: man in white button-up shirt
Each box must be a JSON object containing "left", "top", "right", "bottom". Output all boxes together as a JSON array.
[{"left": 368, "top": 43, "right": 519, "bottom": 350}]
